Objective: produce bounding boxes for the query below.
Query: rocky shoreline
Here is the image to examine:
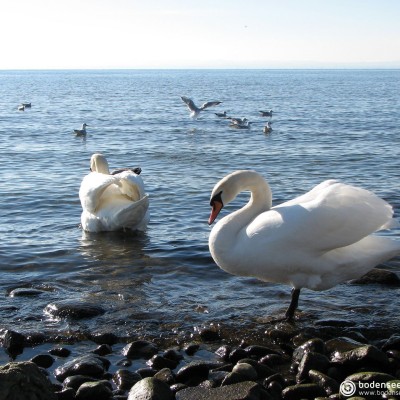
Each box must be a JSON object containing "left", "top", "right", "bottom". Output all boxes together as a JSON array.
[{"left": 1, "top": 268, "right": 400, "bottom": 400}]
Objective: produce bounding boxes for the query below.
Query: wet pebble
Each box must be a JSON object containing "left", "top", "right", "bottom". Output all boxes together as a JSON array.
[
  {"left": 30, "top": 353, "right": 55, "bottom": 369},
  {"left": 55, "top": 354, "right": 110, "bottom": 382},
  {"left": 75, "top": 380, "right": 113, "bottom": 400},
  {"left": 45, "top": 300, "right": 105, "bottom": 320},
  {"left": 122, "top": 340, "right": 159, "bottom": 360},
  {"left": 112, "top": 369, "right": 142, "bottom": 392},
  {"left": 9, "top": 287, "right": 46, "bottom": 297},
  {"left": 127, "top": 377, "right": 173, "bottom": 400}
]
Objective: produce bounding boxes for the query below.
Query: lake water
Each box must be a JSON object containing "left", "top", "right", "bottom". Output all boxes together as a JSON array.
[{"left": 0, "top": 69, "right": 399, "bottom": 344}]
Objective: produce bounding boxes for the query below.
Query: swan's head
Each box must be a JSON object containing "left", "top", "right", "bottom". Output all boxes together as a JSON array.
[
  {"left": 90, "top": 153, "right": 110, "bottom": 174},
  {"left": 208, "top": 170, "right": 255, "bottom": 225}
]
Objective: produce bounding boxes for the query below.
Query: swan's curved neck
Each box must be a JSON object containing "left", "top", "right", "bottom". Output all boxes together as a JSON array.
[{"left": 215, "top": 172, "right": 272, "bottom": 237}]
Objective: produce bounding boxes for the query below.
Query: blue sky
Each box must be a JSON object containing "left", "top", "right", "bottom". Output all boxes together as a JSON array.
[{"left": 1, "top": 0, "right": 399, "bottom": 69}]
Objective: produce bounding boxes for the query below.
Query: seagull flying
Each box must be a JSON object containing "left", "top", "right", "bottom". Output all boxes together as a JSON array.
[{"left": 181, "top": 96, "right": 222, "bottom": 119}]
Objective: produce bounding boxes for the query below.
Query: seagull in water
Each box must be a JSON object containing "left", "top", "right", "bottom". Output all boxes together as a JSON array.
[
  {"left": 215, "top": 111, "right": 228, "bottom": 118},
  {"left": 259, "top": 110, "right": 273, "bottom": 117},
  {"left": 263, "top": 121, "right": 273, "bottom": 133},
  {"left": 181, "top": 96, "right": 222, "bottom": 119},
  {"left": 74, "top": 123, "right": 88, "bottom": 136}
]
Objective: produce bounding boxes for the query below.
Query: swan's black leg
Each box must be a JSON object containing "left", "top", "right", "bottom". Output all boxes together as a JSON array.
[{"left": 285, "top": 288, "right": 301, "bottom": 321}]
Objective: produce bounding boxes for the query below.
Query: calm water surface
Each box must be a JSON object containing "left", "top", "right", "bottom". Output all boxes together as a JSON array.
[{"left": 0, "top": 69, "right": 399, "bottom": 343}]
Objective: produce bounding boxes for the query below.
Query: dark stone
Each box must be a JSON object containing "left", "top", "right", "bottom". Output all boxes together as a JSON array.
[
  {"left": 127, "top": 377, "right": 173, "bottom": 400},
  {"left": 137, "top": 368, "right": 157, "bottom": 378},
  {"left": 229, "top": 348, "right": 248, "bottom": 364},
  {"left": 382, "top": 335, "right": 400, "bottom": 351},
  {"left": 208, "top": 370, "right": 229, "bottom": 386},
  {"left": 259, "top": 353, "right": 288, "bottom": 367},
  {"left": 113, "top": 369, "right": 142, "bottom": 392},
  {"left": 55, "top": 387, "right": 76, "bottom": 400},
  {"left": 215, "top": 345, "right": 231, "bottom": 361},
  {"left": 325, "top": 337, "right": 364, "bottom": 355},
  {"left": 2, "top": 329, "right": 25, "bottom": 357},
  {"left": 170, "top": 383, "right": 187, "bottom": 394},
  {"left": 184, "top": 343, "right": 200, "bottom": 356},
  {"left": 147, "top": 355, "right": 179, "bottom": 370},
  {"left": 90, "top": 332, "right": 119, "bottom": 345},
  {"left": 75, "top": 380, "right": 113, "bottom": 400},
  {"left": 331, "top": 345, "right": 389, "bottom": 370},
  {"left": 0, "top": 361, "right": 56, "bottom": 400},
  {"left": 55, "top": 354, "right": 110, "bottom": 382},
  {"left": 176, "top": 361, "right": 211, "bottom": 386},
  {"left": 221, "top": 372, "right": 247, "bottom": 386},
  {"left": 199, "top": 327, "right": 221, "bottom": 342},
  {"left": 163, "top": 349, "right": 183, "bottom": 362},
  {"left": 175, "top": 381, "right": 262, "bottom": 400},
  {"left": 93, "top": 344, "right": 112, "bottom": 356},
  {"left": 49, "top": 347, "right": 71, "bottom": 358},
  {"left": 232, "top": 363, "right": 258, "bottom": 380},
  {"left": 45, "top": 300, "right": 105, "bottom": 319},
  {"left": 314, "top": 319, "right": 354, "bottom": 327},
  {"left": 63, "top": 375, "right": 99, "bottom": 391},
  {"left": 122, "top": 340, "right": 159, "bottom": 360},
  {"left": 245, "top": 345, "right": 280, "bottom": 358},
  {"left": 296, "top": 352, "right": 330, "bottom": 383},
  {"left": 9, "top": 288, "right": 45, "bottom": 297},
  {"left": 264, "top": 373, "right": 286, "bottom": 388},
  {"left": 31, "top": 354, "right": 55, "bottom": 369},
  {"left": 308, "top": 369, "right": 340, "bottom": 396},
  {"left": 282, "top": 383, "right": 326, "bottom": 400},
  {"left": 237, "top": 358, "right": 275, "bottom": 380},
  {"left": 266, "top": 323, "right": 299, "bottom": 343},
  {"left": 350, "top": 268, "right": 400, "bottom": 285},
  {"left": 346, "top": 371, "right": 396, "bottom": 384},
  {"left": 292, "top": 338, "right": 326, "bottom": 362},
  {"left": 154, "top": 368, "right": 176, "bottom": 385}
]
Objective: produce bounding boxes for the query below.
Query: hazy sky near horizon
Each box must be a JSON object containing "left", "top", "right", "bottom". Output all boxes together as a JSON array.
[{"left": 2, "top": 0, "right": 399, "bottom": 69}]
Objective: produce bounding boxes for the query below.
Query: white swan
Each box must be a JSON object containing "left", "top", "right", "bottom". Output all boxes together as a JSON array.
[
  {"left": 79, "top": 153, "right": 150, "bottom": 232},
  {"left": 208, "top": 170, "right": 400, "bottom": 320}
]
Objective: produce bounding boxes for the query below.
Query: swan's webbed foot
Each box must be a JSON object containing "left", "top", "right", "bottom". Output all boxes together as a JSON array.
[{"left": 284, "top": 288, "right": 301, "bottom": 321}]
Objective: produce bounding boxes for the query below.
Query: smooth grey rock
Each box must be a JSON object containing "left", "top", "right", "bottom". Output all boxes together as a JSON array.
[
  {"left": 75, "top": 380, "right": 112, "bottom": 400},
  {"left": 331, "top": 345, "right": 389, "bottom": 369},
  {"left": 0, "top": 361, "right": 56, "bottom": 400},
  {"left": 350, "top": 268, "right": 400, "bottom": 285},
  {"left": 308, "top": 369, "right": 340, "bottom": 396},
  {"left": 175, "top": 361, "right": 211, "bottom": 385},
  {"left": 147, "top": 355, "right": 179, "bottom": 370},
  {"left": 153, "top": 368, "right": 175, "bottom": 385},
  {"left": 113, "top": 369, "right": 142, "bottom": 392},
  {"left": 2, "top": 330, "right": 25, "bottom": 356},
  {"left": 292, "top": 338, "right": 325, "bottom": 362},
  {"left": 45, "top": 300, "right": 105, "bottom": 319},
  {"left": 381, "top": 335, "right": 400, "bottom": 351},
  {"left": 232, "top": 363, "right": 258, "bottom": 381},
  {"left": 128, "top": 377, "right": 173, "bottom": 400},
  {"left": 282, "top": 383, "right": 326, "bottom": 400},
  {"left": 296, "top": 352, "right": 330, "bottom": 382},
  {"left": 63, "top": 375, "right": 99, "bottom": 391},
  {"left": 175, "top": 380, "right": 262, "bottom": 400},
  {"left": 325, "top": 337, "right": 364, "bottom": 355},
  {"left": 55, "top": 354, "right": 110, "bottom": 382},
  {"left": 123, "top": 341, "right": 159, "bottom": 360},
  {"left": 9, "top": 288, "right": 45, "bottom": 297},
  {"left": 244, "top": 345, "right": 280, "bottom": 358}
]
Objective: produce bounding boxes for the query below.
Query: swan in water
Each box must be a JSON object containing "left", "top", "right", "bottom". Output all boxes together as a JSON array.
[
  {"left": 208, "top": 170, "right": 400, "bottom": 320},
  {"left": 79, "top": 153, "right": 149, "bottom": 232},
  {"left": 181, "top": 96, "right": 222, "bottom": 119},
  {"left": 74, "top": 123, "right": 88, "bottom": 136}
]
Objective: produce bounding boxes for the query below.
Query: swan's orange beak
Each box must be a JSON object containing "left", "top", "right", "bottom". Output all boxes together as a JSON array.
[{"left": 208, "top": 200, "right": 223, "bottom": 225}]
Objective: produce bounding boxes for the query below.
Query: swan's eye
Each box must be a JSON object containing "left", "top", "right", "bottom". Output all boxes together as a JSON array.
[{"left": 210, "top": 191, "right": 223, "bottom": 207}]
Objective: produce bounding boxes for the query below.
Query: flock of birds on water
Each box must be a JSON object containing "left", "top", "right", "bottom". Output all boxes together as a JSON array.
[
  {"left": 16, "top": 98, "right": 400, "bottom": 320},
  {"left": 180, "top": 95, "right": 273, "bottom": 133}
]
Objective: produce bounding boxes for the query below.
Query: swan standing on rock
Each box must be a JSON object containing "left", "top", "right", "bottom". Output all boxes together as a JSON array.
[
  {"left": 79, "top": 153, "right": 149, "bottom": 232},
  {"left": 208, "top": 170, "right": 400, "bottom": 320}
]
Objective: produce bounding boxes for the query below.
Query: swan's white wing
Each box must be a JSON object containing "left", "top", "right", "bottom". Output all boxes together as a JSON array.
[
  {"left": 79, "top": 172, "right": 117, "bottom": 213},
  {"left": 248, "top": 181, "right": 394, "bottom": 252},
  {"left": 115, "top": 170, "right": 146, "bottom": 201}
]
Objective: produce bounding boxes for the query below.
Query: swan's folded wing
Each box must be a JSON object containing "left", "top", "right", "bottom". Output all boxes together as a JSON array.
[
  {"left": 79, "top": 172, "right": 117, "bottom": 213},
  {"left": 115, "top": 171, "right": 146, "bottom": 201},
  {"left": 249, "top": 181, "right": 395, "bottom": 252},
  {"left": 114, "top": 195, "right": 149, "bottom": 229}
]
